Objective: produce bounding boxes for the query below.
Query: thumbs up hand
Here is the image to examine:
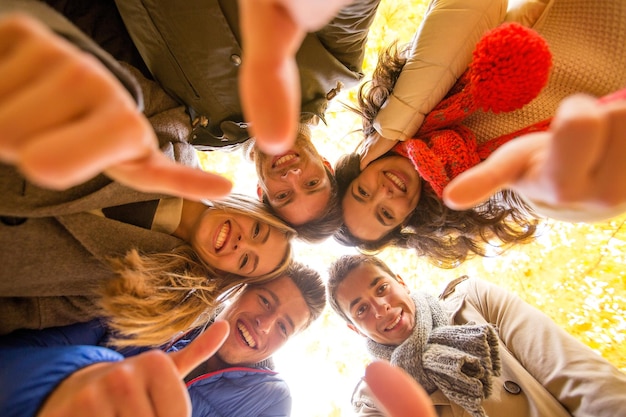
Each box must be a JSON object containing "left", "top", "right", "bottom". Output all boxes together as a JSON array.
[{"left": 38, "top": 321, "right": 229, "bottom": 417}]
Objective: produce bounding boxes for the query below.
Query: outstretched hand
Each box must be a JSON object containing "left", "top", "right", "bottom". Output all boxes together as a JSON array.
[
  {"left": 443, "top": 93, "right": 626, "bottom": 222},
  {"left": 0, "top": 14, "right": 232, "bottom": 201},
  {"left": 364, "top": 361, "right": 436, "bottom": 417},
  {"left": 38, "top": 321, "right": 230, "bottom": 417},
  {"left": 238, "top": 0, "right": 354, "bottom": 155}
]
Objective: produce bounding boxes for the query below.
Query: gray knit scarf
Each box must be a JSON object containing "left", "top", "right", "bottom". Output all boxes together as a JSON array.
[{"left": 366, "top": 293, "right": 501, "bottom": 417}]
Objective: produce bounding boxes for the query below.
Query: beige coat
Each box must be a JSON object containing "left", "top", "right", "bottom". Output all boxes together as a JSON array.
[
  {"left": 351, "top": 277, "right": 626, "bottom": 417},
  {"left": 374, "top": 0, "right": 626, "bottom": 144}
]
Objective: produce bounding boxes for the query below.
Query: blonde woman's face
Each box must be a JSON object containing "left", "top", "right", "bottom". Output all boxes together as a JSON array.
[
  {"left": 191, "top": 210, "right": 289, "bottom": 277},
  {"left": 342, "top": 155, "right": 421, "bottom": 241}
]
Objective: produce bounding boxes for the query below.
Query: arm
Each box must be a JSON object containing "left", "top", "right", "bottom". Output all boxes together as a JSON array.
[
  {"left": 360, "top": 0, "right": 507, "bottom": 168},
  {"left": 0, "top": 321, "right": 229, "bottom": 417},
  {"left": 314, "top": 0, "right": 382, "bottom": 73},
  {"left": 0, "top": 6, "right": 231, "bottom": 201},
  {"left": 464, "top": 278, "right": 626, "bottom": 417},
  {"left": 443, "top": 93, "right": 626, "bottom": 222},
  {"left": 0, "top": 346, "right": 124, "bottom": 417},
  {"left": 0, "top": 320, "right": 105, "bottom": 349},
  {"left": 238, "top": 0, "right": 355, "bottom": 155}
]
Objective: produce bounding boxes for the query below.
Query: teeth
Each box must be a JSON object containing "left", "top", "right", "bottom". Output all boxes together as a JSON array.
[
  {"left": 237, "top": 323, "right": 256, "bottom": 348},
  {"left": 385, "top": 313, "right": 402, "bottom": 331},
  {"left": 274, "top": 154, "right": 296, "bottom": 167},
  {"left": 385, "top": 172, "right": 406, "bottom": 192},
  {"left": 215, "top": 222, "right": 230, "bottom": 250}
]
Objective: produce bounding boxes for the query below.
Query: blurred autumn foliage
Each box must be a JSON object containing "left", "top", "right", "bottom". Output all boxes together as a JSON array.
[{"left": 197, "top": 0, "right": 625, "bottom": 415}]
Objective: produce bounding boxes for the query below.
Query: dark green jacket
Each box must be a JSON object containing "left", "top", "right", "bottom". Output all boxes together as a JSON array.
[{"left": 113, "top": 0, "right": 381, "bottom": 149}]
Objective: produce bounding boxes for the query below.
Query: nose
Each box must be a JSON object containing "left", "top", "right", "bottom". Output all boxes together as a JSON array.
[
  {"left": 372, "top": 183, "right": 392, "bottom": 204},
  {"left": 232, "top": 234, "right": 246, "bottom": 250},
  {"left": 256, "top": 314, "right": 274, "bottom": 334},
  {"left": 373, "top": 300, "right": 390, "bottom": 319},
  {"left": 280, "top": 168, "right": 302, "bottom": 181},
  {"left": 380, "top": 181, "right": 393, "bottom": 196}
]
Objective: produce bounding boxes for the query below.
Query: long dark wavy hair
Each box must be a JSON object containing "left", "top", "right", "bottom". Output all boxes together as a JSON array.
[{"left": 334, "top": 42, "right": 539, "bottom": 268}]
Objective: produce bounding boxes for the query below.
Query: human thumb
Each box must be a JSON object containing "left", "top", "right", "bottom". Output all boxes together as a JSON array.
[
  {"left": 364, "top": 361, "right": 436, "bottom": 417},
  {"left": 170, "top": 321, "right": 230, "bottom": 378},
  {"left": 442, "top": 134, "right": 541, "bottom": 210}
]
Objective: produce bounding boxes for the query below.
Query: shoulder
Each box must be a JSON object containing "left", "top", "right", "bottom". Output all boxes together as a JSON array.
[
  {"left": 504, "top": 0, "right": 552, "bottom": 27},
  {"left": 188, "top": 368, "right": 291, "bottom": 416}
]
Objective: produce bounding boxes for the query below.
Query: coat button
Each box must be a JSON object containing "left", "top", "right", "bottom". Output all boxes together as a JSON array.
[
  {"left": 0, "top": 216, "right": 27, "bottom": 226},
  {"left": 230, "top": 54, "right": 242, "bottom": 66},
  {"left": 504, "top": 380, "right": 522, "bottom": 395}
]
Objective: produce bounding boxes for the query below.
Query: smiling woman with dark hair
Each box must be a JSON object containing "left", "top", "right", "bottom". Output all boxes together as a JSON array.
[{"left": 334, "top": 0, "right": 626, "bottom": 268}]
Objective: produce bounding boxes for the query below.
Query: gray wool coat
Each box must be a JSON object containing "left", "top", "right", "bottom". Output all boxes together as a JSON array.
[{"left": 0, "top": 0, "right": 203, "bottom": 334}]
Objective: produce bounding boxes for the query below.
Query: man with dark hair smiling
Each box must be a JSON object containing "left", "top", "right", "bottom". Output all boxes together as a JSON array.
[
  {"left": 326, "top": 254, "right": 626, "bottom": 417},
  {"left": 0, "top": 262, "right": 326, "bottom": 417},
  {"left": 246, "top": 123, "right": 342, "bottom": 243}
]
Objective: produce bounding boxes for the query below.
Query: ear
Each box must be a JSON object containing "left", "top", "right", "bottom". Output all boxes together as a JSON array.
[
  {"left": 256, "top": 183, "right": 264, "bottom": 201},
  {"left": 396, "top": 275, "right": 410, "bottom": 292},
  {"left": 347, "top": 322, "right": 365, "bottom": 337},
  {"left": 322, "top": 157, "right": 334, "bottom": 175}
]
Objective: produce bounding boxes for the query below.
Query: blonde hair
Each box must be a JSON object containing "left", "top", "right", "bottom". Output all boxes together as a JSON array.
[{"left": 100, "top": 194, "right": 296, "bottom": 347}]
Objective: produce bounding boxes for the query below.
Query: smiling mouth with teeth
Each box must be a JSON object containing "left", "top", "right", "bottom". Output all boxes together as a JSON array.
[
  {"left": 384, "top": 312, "right": 402, "bottom": 331},
  {"left": 215, "top": 221, "right": 230, "bottom": 251},
  {"left": 237, "top": 322, "right": 257, "bottom": 348},
  {"left": 384, "top": 171, "right": 407, "bottom": 192},
  {"left": 272, "top": 153, "right": 298, "bottom": 168}
]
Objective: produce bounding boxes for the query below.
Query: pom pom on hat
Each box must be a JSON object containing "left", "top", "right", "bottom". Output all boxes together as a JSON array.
[{"left": 469, "top": 22, "right": 552, "bottom": 113}]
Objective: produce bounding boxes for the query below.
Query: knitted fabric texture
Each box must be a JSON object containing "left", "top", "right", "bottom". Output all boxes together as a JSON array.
[
  {"left": 366, "top": 293, "right": 501, "bottom": 417},
  {"left": 465, "top": 0, "right": 626, "bottom": 144},
  {"left": 394, "top": 22, "right": 552, "bottom": 198}
]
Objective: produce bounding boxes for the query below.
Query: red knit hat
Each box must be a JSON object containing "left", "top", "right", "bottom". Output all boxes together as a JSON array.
[{"left": 394, "top": 22, "right": 553, "bottom": 198}]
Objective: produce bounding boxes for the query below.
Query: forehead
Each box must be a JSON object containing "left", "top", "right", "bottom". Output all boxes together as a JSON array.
[
  {"left": 255, "top": 229, "right": 289, "bottom": 276},
  {"left": 342, "top": 186, "right": 388, "bottom": 241},
  {"left": 252, "top": 276, "right": 310, "bottom": 330},
  {"left": 337, "top": 263, "right": 392, "bottom": 307},
  {"left": 274, "top": 186, "right": 331, "bottom": 225}
]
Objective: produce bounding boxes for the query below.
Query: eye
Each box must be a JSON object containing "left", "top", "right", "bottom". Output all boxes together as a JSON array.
[
  {"left": 306, "top": 179, "right": 320, "bottom": 187},
  {"left": 240, "top": 253, "right": 249, "bottom": 269},
  {"left": 376, "top": 283, "right": 389, "bottom": 295},
  {"left": 358, "top": 186, "right": 369, "bottom": 197},
  {"left": 381, "top": 208, "right": 393, "bottom": 220},
  {"left": 278, "top": 321, "right": 288, "bottom": 336},
  {"left": 259, "top": 295, "right": 270, "bottom": 309},
  {"left": 275, "top": 191, "right": 289, "bottom": 200},
  {"left": 253, "top": 222, "right": 261, "bottom": 238},
  {"left": 355, "top": 303, "right": 368, "bottom": 317}
]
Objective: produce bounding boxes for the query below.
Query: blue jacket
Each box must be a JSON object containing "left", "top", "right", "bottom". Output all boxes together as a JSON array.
[{"left": 0, "top": 321, "right": 291, "bottom": 417}]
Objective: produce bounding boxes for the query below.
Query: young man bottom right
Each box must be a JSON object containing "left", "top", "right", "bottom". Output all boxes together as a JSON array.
[{"left": 327, "top": 254, "right": 626, "bottom": 417}]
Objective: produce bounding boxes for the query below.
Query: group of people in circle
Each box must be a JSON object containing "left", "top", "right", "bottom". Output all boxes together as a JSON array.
[{"left": 2, "top": 0, "right": 626, "bottom": 416}]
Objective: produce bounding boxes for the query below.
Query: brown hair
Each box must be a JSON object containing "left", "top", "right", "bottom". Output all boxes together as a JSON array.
[{"left": 275, "top": 261, "right": 326, "bottom": 329}]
